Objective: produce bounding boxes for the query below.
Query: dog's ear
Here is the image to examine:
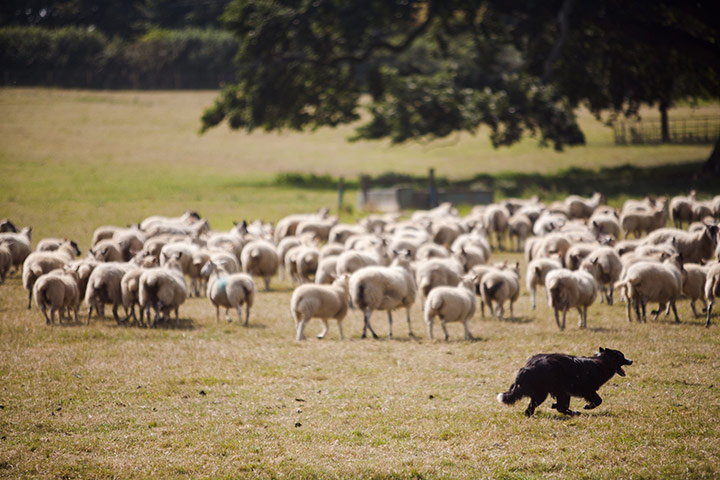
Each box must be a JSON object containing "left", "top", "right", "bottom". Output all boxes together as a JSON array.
[{"left": 599, "top": 347, "right": 606, "bottom": 353}]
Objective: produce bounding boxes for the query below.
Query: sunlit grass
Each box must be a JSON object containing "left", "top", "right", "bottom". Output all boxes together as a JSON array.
[{"left": 0, "top": 88, "right": 719, "bottom": 478}]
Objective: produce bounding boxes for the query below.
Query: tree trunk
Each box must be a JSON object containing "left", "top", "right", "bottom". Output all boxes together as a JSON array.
[
  {"left": 659, "top": 102, "right": 670, "bottom": 143},
  {"left": 699, "top": 137, "right": 720, "bottom": 177}
]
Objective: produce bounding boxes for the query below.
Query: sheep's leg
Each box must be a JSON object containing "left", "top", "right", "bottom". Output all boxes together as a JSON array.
[
  {"left": 530, "top": 286, "right": 536, "bottom": 310},
  {"left": 670, "top": 301, "right": 680, "bottom": 323},
  {"left": 690, "top": 300, "right": 699, "bottom": 318},
  {"left": 235, "top": 305, "right": 242, "bottom": 324},
  {"left": 87, "top": 303, "right": 95, "bottom": 325},
  {"left": 480, "top": 300, "right": 485, "bottom": 318},
  {"left": 509, "top": 301, "right": 514, "bottom": 320},
  {"left": 497, "top": 302, "right": 504, "bottom": 320},
  {"left": 215, "top": 306, "right": 220, "bottom": 323},
  {"left": 577, "top": 307, "right": 584, "bottom": 328},
  {"left": 264, "top": 276, "right": 271, "bottom": 291},
  {"left": 561, "top": 309, "right": 567, "bottom": 330},
  {"left": 387, "top": 311, "right": 393, "bottom": 338},
  {"left": 463, "top": 317, "right": 473, "bottom": 341},
  {"left": 405, "top": 307, "right": 414, "bottom": 337},
  {"left": 640, "top": 299, "right": 647, "bottom": 323},
  {"left": 27, "top": 288, "right": 33, "bottom": 310},
  {"left": 296, "top": 318, "right": 306, "bottom": 341},
  {"left": 706, "top": 300, "right": 713, "bottom": 328},
  {"left": 337, "top": 319, "right": 344, "bottom": 340},
  {"left": 607, "top": 284, "right": 614, "bottom": 306},
  {"left": 50, "top": 308, "right": 57, "bottom": 325},
  {"left": 441, "top": 321, "right": 450, "bottom": 342},
  {"left": 554, "top": 308, "right": 562, "bottom": 330},
  {"left": 112, "top": 304, "right": 121, "bottom": 324},
  {"left": 73, "top": 305, "right": 79, "bottom": 324},
  {"left": 317, "top": 319, "right": 329, "bottom": 339},
  {"left": 225, "top": 308, "right": 231, "bottom": 322},
  {"left": 626, "top": 299, "right": 633, "bottom": 322},
  {"left": 426, "top": 317, "right": 434, "bottom": 341},
  {"left": 362, "top": 310, "right": 379, "bottom": 339},
  {"left": 245, "top": 303, "right": 250, "bottom": 326},
  {"left": 40, "top": 306, "right": 51, "bottom": 325}
]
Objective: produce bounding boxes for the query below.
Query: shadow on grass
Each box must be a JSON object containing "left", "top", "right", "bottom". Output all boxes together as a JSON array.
[{"left": 274, "top": 161, "right": 718, "bottom": 201}]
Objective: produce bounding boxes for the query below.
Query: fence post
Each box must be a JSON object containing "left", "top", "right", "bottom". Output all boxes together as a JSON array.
[
  {"left": 337, "top": 176, "right": 344, "bottom": 216},
  {"left": 428, "top": 168, "right": 438, "bottom": 208}
]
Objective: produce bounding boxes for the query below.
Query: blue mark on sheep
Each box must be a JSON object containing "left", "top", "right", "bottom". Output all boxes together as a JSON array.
[{"left": 216, "top": 278, "right": 227, "bottom": 290}]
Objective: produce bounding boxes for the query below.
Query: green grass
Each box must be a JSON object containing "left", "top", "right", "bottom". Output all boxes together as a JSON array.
[{"left": 1, "top": 88, "right": 720, "bottom": 479}]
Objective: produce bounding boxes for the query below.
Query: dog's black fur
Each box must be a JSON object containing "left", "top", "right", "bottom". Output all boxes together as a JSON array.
[{"left": 497, "top": 347, "right": 632, "bottom": 416}]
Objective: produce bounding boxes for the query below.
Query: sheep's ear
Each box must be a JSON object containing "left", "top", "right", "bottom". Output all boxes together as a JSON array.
[
  {"left": 592, "top": 257, "right": 599, "bottom": 265},
  {"left": 514, "top": 262, "right": 519, "bottom": 269},
  {"left": 175, "top": 252, "right": 183, "bottom": 260},
  {"left": 593, "top": 221, "right": 599, "bottom": 229},
  {"left": 162, "top": 252, "right": 168, "bottom": 260},
  {"left": 101, "top": 248, "right": 108, "bottom": 256}
]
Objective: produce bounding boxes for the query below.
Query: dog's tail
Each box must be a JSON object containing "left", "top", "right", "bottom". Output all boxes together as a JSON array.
[{"left": 497, "top": 383, "right": 524, "bottom": 405}]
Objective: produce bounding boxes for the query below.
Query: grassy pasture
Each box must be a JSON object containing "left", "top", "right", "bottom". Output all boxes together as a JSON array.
[{"left": 1, "top": 88, "right": 720, "bottom": 478}]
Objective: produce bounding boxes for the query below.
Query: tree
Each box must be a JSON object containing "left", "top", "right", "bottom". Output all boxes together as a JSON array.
[{"left": 202, "top": 0, "right": 720, "bottom": 173}]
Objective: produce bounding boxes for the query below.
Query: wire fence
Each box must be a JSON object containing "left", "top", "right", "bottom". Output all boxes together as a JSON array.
[{"left": 613, "top": 116, "right": 720, "bottom": 145}]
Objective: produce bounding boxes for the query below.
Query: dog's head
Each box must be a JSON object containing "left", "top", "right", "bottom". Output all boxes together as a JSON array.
[{"left": 598, "top": 347, "right": 633, "bottom": 377}]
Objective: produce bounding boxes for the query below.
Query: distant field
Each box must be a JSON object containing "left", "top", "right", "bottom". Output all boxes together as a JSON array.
[{"left": 1, "top": 88, "right": 719, "bottom": 479}]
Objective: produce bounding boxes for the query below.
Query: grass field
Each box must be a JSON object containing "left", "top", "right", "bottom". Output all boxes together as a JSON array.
[{"left": 1, "top": 88, "right": 720, "bottom": 479}]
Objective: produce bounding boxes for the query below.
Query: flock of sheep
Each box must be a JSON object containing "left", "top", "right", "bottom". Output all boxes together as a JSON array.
[{"left": 1, "top": 189, "right": 720, "bottom": 339}]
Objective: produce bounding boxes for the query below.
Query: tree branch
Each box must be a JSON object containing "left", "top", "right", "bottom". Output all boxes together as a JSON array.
[{"left": 542, "top": 0, "right": 574, "bottom": 82}]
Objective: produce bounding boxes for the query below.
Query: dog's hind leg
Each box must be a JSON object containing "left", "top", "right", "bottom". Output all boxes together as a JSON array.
[
  {"left": 583, "top": 392, "right": 603, "bottom": 410},
  {"left": 524, "top": 392, "right": 548, "bottom": 417},
  {"left": 551, "top": 394, "right": 577, "bottom": 415}
]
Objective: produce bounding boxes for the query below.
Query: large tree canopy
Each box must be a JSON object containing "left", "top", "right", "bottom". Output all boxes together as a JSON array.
[{"left": 201, "top": 0, "right": 719, "bottom": 169}]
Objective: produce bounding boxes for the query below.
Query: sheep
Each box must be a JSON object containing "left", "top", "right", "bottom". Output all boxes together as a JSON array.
[
  {"left": 120, "top": 267, "right": 145, "bottom": 325},
  {"left": 274, "top": 208, "right": 329, "bottom": 242},
  {"left": 415, "top": 258, "right": 464, "bottom": 304},
  {"left": 424, "top": 274, "right": 477, "bottom": 341},
  {"left": 431, "top": 221, "right": 465, "bottom": 247},
  {"left": 676, "top": 263, "right": 710, "bottom": 319},
  {"left": 138, "top": 252, "right": 188, "bottom": 326},
  {"left": 33, "top": 268, "right": 81, "bottom": 324},
  {"left": 22, "top": 240, "right": 80, "bottom": 309},
  {"left": 565, "top": 192, "right": 605, "bottom": 219},
  {"left": 139, "top": 210, "right": 201, "bottom": 232},
  {"left": 349, "top": 250, "right": 417, "bottom": 339},
  {"left": 36, "top": 238, "right": 80, "bottom": 253},
  {"left": 85, "top": 262, "right": 134, "bottom": 324},
  {"left": 532, "top": 212, "right": 566, "bottom": 236},
  {"left": 579, "top": 247, "right": 623, "bottom": 305},
  {"left": 335, "top": 246, "right": 388, "bottom": 277},
  {"left": 319, "top": 242, "right": 345, "bottom": 261},
  {"left": 0, "top": 219, "right": 17, "bottom": 233},
  {"left": 712, "top": 195, "right": 720, "bottom": 220},
  {"left": 277, "top": 236, "right": 303, "bottom": 281},
  {"left": 296, "top": 217, "right": 338, "bottom": 243},
  {"left": 294, "top": 245, "right": 320, "bottom": 284},
  {"left": 545, "top": 268, "right": 599, "bottom": 330},
  {"left": 480, "top": 262, "right": 520, "bottom": 320},
  {"left": 453, "top": 245, "right": 487, "bottom": 272},
  {"left": 620, "top": 198, "right": 668, "bottom": 238},
  {"left": 416, "top": 243, "right": 450, "bottom": 261},
  {"left": 201, "top": 260, "right": 256, "bottom": 325},
  {"left": 693, "top": 202, "right": 713, "bottom": 222},
  {"left": 92, "top": 225, "right": 121, "bottom": 246},
  {"left": 90, "top": 239, "right": 124, "bottom": 263},
  {"left": 615, "top": 239, "right": 641, "bottom": 257},
  {"left": 670, "top": 191, "right": 697, "bottom": 228},
  {"left": 291, "top": 275, "right": 350, "bottom": 341},
  {"left": 564, "top": 243, "right": 597, "bottom": 270},
  {"left": 589, "top": 212, "right": 621, "bottom": 240},
  {"left": 483, "top": 204, "right": 510, "bottom": 250},
  {"left": 451, "top": 230, "right": 491, "bottom": 261},
  {"left": 526, "top": 257, "right": 563, "bottom": 309},
  {"left": 160, "top": 242, "right": 200, "bottom": 295},
  {"left": 704, "top": 263, "right": 720, "bottom": 328},
  {"left": 0, "top": 227, "right": 32, "bottom": 272},
  {"left": 641, "top": 224, "right": 718, "bottom": 264},
  {"left": 145, "top": 218, "right": 210, "bottom": 239},
  {"left": 328, "top": 224, "right": 365, "bottom": 244},
  {"left": 315, "top": 255, "right": 339, "bottom": 284},
  {"left": 66, "top": 258, "right": 99, "bottom": 299},
  {"left": 241, "top": 239, "right": 280, "bottom": 290},
  {"left": 113, "top": 228, "right": 146, "bottom": 261},
  {"left": 0, "top": 243, "right": 11, "bottom": 283},
  {"left": 614, "top": 253, "right": 685, "bottom": 323},
  {"left": 508, "top": 212, "right": 532, "bottom": 252}
]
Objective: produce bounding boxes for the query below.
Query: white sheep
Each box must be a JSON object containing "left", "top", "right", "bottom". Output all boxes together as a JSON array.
[
  {"left": 677, "top": 263, "right": 710, "bottom": 319},
  {"left": 140, "top": 210, "right": 201, "bottom": 232},
  {"left": 33, "top": 268, "right": 81, "bottom": 324},
  {"left": 415, "top": 257, "right": 464, "bottom": 304},
  {"left": 480, "top": 262, "right": 520, "bottom": 320},
  {"left": 291, "top": 275, "right": 350, "bottom": 341},
  {"left": 120, "top": 266, "right": 145, "bottom": 325},
  {"left": 85, "top": 262, "right": 134, "bottom": 324},
  {"left": 508, "top": 212, "right": 532, "bottom": 252},
  {"left": 241, "top": 239, "right": 280, "bottom": 290},
  {"left": 614, "top": 253, "right": 685, "bottom": 323},
  {"left": 315, "top": 255, "right": 339, "bottom": 284},
  {"left": 565, "top": 192, "right": 605, "bottom": 219},
  {"left": 525, "top": 257, "right": 562, "bottom": 309},
  {"left": 424, "top": 274, "right": 477, "bottom": 341},
  {"left": 22, "top": 240, "right": 80, "bottom": 309},
  {"left": 201, "top": 260, "right": 256, "bottom": 325},
  {"left": 90, "top": 239, "right": 124, "bottom": 262},
  {"left": 0, "top": 227, "right": 32, "bottom": 272},
  {"left": 416, "top": 243, "right": 450, "bottom": 261},
  {"left": 704, "top": 263, "right": 720, "bottom": 328},
  {"left": 0, "top": 243, "right": 11, "bottom": 283},
  {"left": 545, "top": 268, "right": 598, "bottom": 330},
  {"left": 294, "top": 245, "right": 320, "bottom": 284},
  {"left": 349, "top": 250, "right": 417, "bottom": 339},
  {"left": 579, "top": 247, "right": 623, "bottom": 305},
  {"left": 620, "top": 198, "right": 668, "bottom": 238},
  {"left": 670, "top": 191, "right": 696, "bottom": 228},
  {"left": 641, "top": 224, "right": 718, "bottom": 264},
  {"left": 139, "top": 252, "right": 188, "bottom": 326},
  {"left": 483, "top": 204, "right": 510, "bottom": 250}
]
